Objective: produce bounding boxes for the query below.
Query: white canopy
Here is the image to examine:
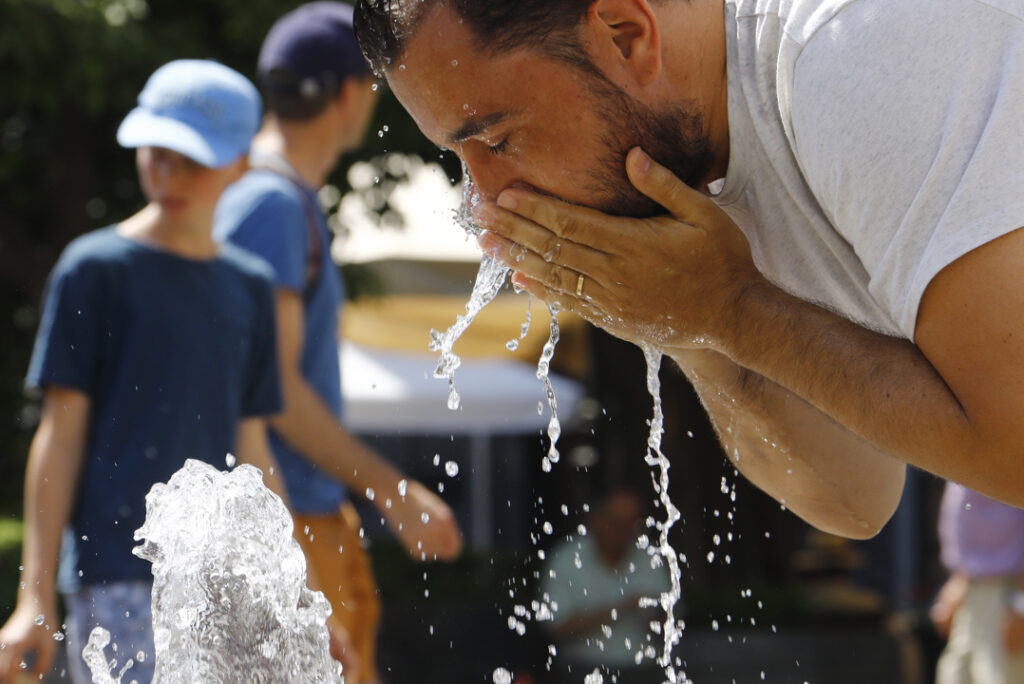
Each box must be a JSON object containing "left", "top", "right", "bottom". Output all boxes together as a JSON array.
[{"left": 340, "top": 342, "right": 583, "bottom": 435}]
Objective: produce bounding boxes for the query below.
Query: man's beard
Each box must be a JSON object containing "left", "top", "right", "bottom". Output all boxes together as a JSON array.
[{"left": 581, "top": 68, "right": 713, "bottom": 218}]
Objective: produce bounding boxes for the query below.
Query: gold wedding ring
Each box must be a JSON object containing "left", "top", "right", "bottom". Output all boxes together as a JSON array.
[{"left": 575, "top": 274, "right": 585, "bottom": 297}]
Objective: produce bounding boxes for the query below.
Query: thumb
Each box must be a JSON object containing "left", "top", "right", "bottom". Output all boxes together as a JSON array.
[{"left": 626, "top": 147, "right": 710, "bottom": 222}]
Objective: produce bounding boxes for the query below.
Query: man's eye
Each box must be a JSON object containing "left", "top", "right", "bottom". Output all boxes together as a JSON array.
[{"left": 488, "top": 138, "right": 510, "bottom": 155}]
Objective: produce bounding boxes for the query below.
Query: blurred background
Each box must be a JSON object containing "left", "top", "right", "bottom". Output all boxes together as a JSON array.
[{"left": 0, "top": 1, "right": 951, "bottom": 681}]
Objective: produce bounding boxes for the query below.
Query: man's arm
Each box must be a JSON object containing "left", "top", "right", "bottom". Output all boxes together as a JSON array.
[
  {"left": 0, "top": 387, "right": 90, "bottom": 681},
  {"left": 269, "top": 290, "right": 463, "bottom": 560},
  {"left": 473, "top": 148, "right": 1024, "bottom": 537}
]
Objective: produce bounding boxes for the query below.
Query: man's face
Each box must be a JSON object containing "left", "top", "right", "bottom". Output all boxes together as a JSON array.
[{"left": 386, "top": 5, "right": 713, "bottom": 219}]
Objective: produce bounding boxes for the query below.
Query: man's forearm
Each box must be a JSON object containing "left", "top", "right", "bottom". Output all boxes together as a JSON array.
[
  {"left": 671, "top": 278, "right": 994, "bottom": 534},
  {"left": 673, "top": 347, "right": 905, "bottom": 537},
  {"left": 269, "top": 376, "right": 403, "bottom": 498}
]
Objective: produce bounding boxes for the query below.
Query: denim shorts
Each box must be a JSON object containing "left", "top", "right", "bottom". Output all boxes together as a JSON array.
[{"left": 63, "top": 580, "right": 155, "bottom": 684}]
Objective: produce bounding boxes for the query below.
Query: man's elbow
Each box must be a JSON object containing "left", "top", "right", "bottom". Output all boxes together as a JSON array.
[{"left": 795, "top": 465, "right": 906, "bottom": 540}]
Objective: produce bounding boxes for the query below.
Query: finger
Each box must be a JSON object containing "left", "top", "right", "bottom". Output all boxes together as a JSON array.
[
  {"left": 482, "top": 189, "right": 623, "bottom": 251},
  {"left": 479, "top": 229, "right": 606, "bottom": 297},
  {"left": 474, "top": 202, "right": 606, "bottom": 269},
  {"left": 510, "top": 273, "right": 613, "bottom": 329},
  {"left": 626, "top": 147, "right": 714, "bottom": 223}
]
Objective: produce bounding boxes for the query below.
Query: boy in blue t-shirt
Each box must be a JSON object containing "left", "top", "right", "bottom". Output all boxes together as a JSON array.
[{"left": 0, "top": 60, "right": 282, "bottom": 683}]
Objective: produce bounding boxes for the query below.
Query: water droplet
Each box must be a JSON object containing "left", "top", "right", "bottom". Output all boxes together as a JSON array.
[
  {"left": 444, "top": 461, "right": 459, "bottom": 477},
  {"left": 225, "top": 453, "right": 236, "bottom": 468},
  {"left": 397, "top": 479, "right": 408, "bottom": 497},
  {"left": 365, "top": 487, "right": 375, "bottom": 501},
  {"left": 33, "top": 614, "right": 44, "bottom": 626},
  {"left": 421, "top": 512, "right": 430, "bottom": 523}
]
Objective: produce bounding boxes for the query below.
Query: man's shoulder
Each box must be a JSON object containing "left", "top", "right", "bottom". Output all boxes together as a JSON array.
[
  {"left": 222, "top": 169, "right": 306, "bottom": 213},
  {"left": 215, "top": 169, "right": 309, "bottom": 239},
  {"left": 217, "top": 241, "right": 277, "bottom": 285}
]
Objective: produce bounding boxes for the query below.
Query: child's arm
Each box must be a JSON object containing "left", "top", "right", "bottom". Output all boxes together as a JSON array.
[{"left": 0, "top": 386, "right": 90, "bottom": 681}]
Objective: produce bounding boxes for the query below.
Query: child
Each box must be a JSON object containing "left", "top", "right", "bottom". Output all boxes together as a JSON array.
[{"left": 0, "top": 59, "right": 281, "bottom": 683}]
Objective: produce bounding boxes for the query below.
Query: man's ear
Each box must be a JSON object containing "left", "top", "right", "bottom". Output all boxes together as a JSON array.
[{"left": 586, "top": 0, "right": 662, "bottom": 86}]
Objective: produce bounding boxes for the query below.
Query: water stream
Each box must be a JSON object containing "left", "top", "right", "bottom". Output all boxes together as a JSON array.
[
  {"left": 640, "top": 343, "right": 686, "bottom": 683},
  {"left": 86, "top": 460, "right": 341, "bottom": 683}
]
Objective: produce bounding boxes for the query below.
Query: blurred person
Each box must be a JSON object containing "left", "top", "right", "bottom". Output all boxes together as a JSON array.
[
  {"left": 0, "top": 60, "right": 282, "bottom": 683},
  {"left": 931, "top": 482, "right": 1024, "bottom": 684},
  {"left": 352, "top": 0, "right": 1024, "bottom": 538},
  {"left": 214, "top": 4, "right": 463, "bottom": 681},
  {"left": 540, "top": 487, "right": 670, "bottom": 683}
]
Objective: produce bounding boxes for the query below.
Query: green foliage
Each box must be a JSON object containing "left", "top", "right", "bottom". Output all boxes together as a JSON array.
[{"left": 0, "top": 0, "right": 449, "bottom": 516}]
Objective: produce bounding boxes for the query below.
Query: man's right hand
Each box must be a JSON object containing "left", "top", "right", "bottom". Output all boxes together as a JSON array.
[
  {"left": 380, "top": 479, "right": 463, "bottom": 561},
  {"left": 0, "top": 601, "right": 58, "bottom": 683}
]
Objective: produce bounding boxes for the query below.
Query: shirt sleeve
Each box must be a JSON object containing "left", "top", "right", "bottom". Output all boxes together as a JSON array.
[
  {"left": 25, "top": 252, "right": 102, "bottom": 394},
  {"left": 789, "top": 0, "right": 1024, "bottom": 338},
  {"left": 242, "top": 276, "right": 283, "bottom": 418},
  {"left": 224, "top": 189, "right": 310, "bottom": 294}
]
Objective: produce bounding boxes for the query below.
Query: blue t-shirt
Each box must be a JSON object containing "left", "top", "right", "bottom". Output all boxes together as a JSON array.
[
  {"left": 214, "top": 170, "right": 347, "bottom": 513},
  {"left": 26, "top": 227, "right": 282, "bottom": 588}
]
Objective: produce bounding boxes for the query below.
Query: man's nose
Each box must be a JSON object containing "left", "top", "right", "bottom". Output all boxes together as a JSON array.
[{"left": 460, "top": 147, "right": 516, "bottom": 204}]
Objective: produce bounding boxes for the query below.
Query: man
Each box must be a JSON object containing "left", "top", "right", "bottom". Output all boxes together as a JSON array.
[
  {"left": 541, "top": 487, "right": 670, "bottom": 683},
  {"left": 930, "top": 483, "right": 1024, "bottom": 684},
  {"left": 353, "top": 0, "right": 1024, "bottom": 539},
  {"left": 215, "top": 4, "right": 463, "bottom": 682}
]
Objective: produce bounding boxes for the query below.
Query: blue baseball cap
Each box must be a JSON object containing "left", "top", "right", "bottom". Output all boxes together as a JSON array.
[
  {"left": 258, "top": 2, "right": 370, "bottom": 99},
  {"left": 117, "top": 59, "right": 262, "bottom": 168}
]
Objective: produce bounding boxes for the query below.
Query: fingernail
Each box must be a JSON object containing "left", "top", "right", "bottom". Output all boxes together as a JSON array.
[
  {"left": 496, "top": 191, "right": 518, "bottom": 210},
  {"left": 630, "top": 147, "right": 651, "bottom": 174}
]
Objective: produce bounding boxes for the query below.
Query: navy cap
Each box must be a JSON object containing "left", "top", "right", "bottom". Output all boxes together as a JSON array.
[
  {"left": 258, "top": 2, "right": 370, "bottom": 99},
  {"left": 117, "top": 59, "right": 261, "bottom": 168}
]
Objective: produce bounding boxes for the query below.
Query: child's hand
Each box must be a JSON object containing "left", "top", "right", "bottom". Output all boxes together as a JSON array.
[
  {"left": 326, "top": 617, "right": 361, "bottom": 682},
  {"left": 380, "top": 479, "right": 463, "bottom": 561},
  {"left": 0, "top": 601, "right": 58, "bottom": 682}
]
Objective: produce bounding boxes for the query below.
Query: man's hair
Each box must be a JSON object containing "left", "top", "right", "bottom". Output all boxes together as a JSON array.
[
  {"left": 261, "top": 76, "right": 341, "bottom": 122},
  {"left": 354, "top": 0, "right": 596, "bottom": 75}
]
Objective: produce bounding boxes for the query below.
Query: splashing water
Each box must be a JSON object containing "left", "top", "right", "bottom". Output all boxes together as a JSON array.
[
  {"left": 429, "top": 169, "right": 511, "bottom": 410},
  {"left": 429, "top": 253, "right": 510, "bottom": 410},
  {"left": 640, "top": 343, "right": 684, "bottom": 683},
  {"left": 97, "top": 459, "right": 343, "bottom": 683},
  {"left": 82, "top": 627, "right": 137, "bottom": 684},
  {"left": 430, "top": 170, "right": 564, "bottom": 466},
  {"left": 536, "top": 308, "right": 562, "bottom": 472}
]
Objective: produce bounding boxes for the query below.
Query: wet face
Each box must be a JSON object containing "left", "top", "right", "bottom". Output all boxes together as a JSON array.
[{"left": 385, "top": 4, "right": 713, "bottom": 219}]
